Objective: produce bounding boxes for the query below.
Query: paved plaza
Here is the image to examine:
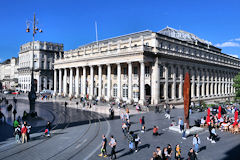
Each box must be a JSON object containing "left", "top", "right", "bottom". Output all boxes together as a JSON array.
[{"left": 0, "top": 96, "right": 240, "bottom": 160}]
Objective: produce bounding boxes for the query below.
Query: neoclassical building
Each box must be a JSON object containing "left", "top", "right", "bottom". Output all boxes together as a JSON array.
[
  {"left": 53, "top": 27, "right": 240, "bottom": 105},
  {"left": 18, "top": 41, "right": 64, "bottom": 93}
]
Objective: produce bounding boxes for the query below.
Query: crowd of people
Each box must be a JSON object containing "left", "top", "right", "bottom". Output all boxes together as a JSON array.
[{"left": 13, "top": 120, "right": 32, "bottom": 143}]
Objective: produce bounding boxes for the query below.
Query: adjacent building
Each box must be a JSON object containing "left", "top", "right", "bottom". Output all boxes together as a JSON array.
[
  {"left": 18, "top": 41, "right": 64, "bottom": 93},
  {"left": 0, "top": 57, "right": 19, "bottom": 90}
]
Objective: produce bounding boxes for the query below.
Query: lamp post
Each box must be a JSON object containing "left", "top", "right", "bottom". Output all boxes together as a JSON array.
[{"left": 26, "top": 13, "right": 43, "bottom": 114}]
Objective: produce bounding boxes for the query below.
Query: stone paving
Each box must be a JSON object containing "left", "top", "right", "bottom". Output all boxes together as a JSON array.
[{"left": 0, "top": 95, "right": 240, "bottom": 160}]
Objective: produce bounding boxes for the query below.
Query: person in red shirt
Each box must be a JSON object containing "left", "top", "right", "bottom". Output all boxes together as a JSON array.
[
  {"left": 21, "top": 125, "right": 28, "bottom": 143},
  {"left": 153, "top": 126, "right": 159, "bottom": 136}
]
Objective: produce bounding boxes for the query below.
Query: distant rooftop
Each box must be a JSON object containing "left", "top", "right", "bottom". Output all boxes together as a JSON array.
[{"left": 158, "top": 26, "right": 212, "bottom": 46}]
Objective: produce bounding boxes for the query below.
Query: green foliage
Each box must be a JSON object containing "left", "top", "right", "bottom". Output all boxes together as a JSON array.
[{"left": 233, "top": 72, "right": 240, "bottom": 99}]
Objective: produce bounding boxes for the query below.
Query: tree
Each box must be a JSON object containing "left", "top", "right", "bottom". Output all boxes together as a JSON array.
[{"left": 233, "top": 73, "right": 240, "bottom": 99}]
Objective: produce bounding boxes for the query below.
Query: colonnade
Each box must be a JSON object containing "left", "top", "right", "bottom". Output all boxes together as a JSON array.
[
  {"left": 54, "top": 61, "right": 146, "bottom": 104},
  {"left": 54, "top": 60, "right": 236, "bottom": 104}
]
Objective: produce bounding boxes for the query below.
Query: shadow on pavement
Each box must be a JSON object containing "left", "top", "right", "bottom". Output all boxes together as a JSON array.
[{"left": 222, "top": 144, "right": 240, "bottom": 160}]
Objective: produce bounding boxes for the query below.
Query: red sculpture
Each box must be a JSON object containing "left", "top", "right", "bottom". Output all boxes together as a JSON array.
[{"left": 183, "top": 72, "right": 190, "bottom": 129}]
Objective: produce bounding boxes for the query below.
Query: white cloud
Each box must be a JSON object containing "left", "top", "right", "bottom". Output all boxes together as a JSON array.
[
  {"left": 229, "top": 54, "right": 239, "bottom": 58},
  {"left": 234, "top": 38, "right": 240, "bottom": 41},
  {"left": 215, "top": 42, "right": 240, "bottom": 47}
]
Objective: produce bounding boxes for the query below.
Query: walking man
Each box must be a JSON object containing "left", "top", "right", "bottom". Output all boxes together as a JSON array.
[
  {"left": 99, "top": 134, "right": 107, "bottom": 157},
  {"left": 109, "top": 135, "right": 117, "bottom": 160}
]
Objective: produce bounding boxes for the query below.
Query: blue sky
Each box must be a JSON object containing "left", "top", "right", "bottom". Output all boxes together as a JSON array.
[{"left": 0, "top": 0, "right": 240, "bottom": 61}]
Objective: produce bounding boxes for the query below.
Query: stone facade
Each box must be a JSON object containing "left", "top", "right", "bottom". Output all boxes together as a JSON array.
[
  {"left": 53, "top": 27, "right": 240, "bottom": 105},
  {"left": 0, "top": 57, "right": 19, "bottom": 90},
  {"left": 18, "top": 41, "right": 63, "bottom": 93}
]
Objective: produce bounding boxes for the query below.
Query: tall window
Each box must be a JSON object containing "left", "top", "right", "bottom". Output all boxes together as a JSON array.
[
  {"left": 104, "top": 84, "right": 107, "bottom": 96},
  {"left": 160, "top": 65, "right": 164, "bottom": 78},
  {"left": 113, "top": 84, "right": 117, "bottom": 97},
  {"left": 122, "top": 84, "right": 128, "bottom": 98},
  {"left": 145, "top": 66, "right": 150, "bottom": 77},
  {"left": 134, "top": 66, "right": 138, "bottom": 77},
  {"left": 114, "top": 67, "right": 117, "bottom": 77},
  {"left": 176, "top": 67, "right": 179, "bottom": 78},
  {"left": 123, "top": 67, "right": 127, "bottom": 78}
]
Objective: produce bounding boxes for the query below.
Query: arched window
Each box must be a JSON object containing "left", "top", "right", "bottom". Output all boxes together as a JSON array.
[
  {"left": 122, "top": 84, "right": 128, "bottom": 98},
  {"left": 113, "top": 84, "right": 117, "bottom": 97}
]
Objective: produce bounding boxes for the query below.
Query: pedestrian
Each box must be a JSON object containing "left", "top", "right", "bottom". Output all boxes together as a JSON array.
[
  {"left": 64, "top": 101, "right": 67, "bottom": 108},
  {"left": 21, "top": 123, "right": 28, "bottom": 143},
  {"left": 98, "top": 134, "right": 108, "bottom": 157},
  {"left": 156, "top": 146, "right": 162, "bottom": 159},
  {"left": 179, "top": 118, "right": 184, "bottom": 132},
  {"left": 175, "top": 144, "right": 181, "bottom": 160},
  {"left": 150, "top": 152, "right": 160, "bottom": 160},
  {"left": 188, "top": 148, "right": 197, "bottom": 160},
  {"left": 210, "top": 125, "right": 217, "bottom": 143},
  {"left": 167, "top": 144, "right": 173, "bottom": 159},
  {"left": 45, "top": 121, "right": 51, "bottom": 137},
  {"left": 165, "top": 108, "right": 170, "bottom": 119},
  {"left": 134, "top": 133, "right": 141, "bottom": 152},
  {"left": 162, "top": 147, "right": 169, "bottom": 160},
  {"left": 14, "top": 125, "right": 21, "bottom": 143},
  {"left": 122, "top": 122, "right": 128, "bottom": 136},
  {"left": 140, "top": 116, "right": 145, "bottom": 133},
  {"left": 126, "top": 119, "right": 131, "bottom": 132},
  {"left": 193, "top": 134, "right": 200, "bottom": 154},
  {"left": 26, "top": 123, "right": 31, "bottom": 141},
  {"left": 127, "top": 131, "right": 135, "bottom": 152},
  {"left": 153, "top": 126, "right": 159, "bottom": 136},
  {"left": 109, "top": 135, "right": 117, "bottom": 160},
  {"left": 13, "top": 119, "right": 19, "bottom": 129}
]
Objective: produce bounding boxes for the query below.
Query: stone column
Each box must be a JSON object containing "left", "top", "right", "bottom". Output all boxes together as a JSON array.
[
  {"left": 179, "top": 66, "right": 183, "bottom": 99},
  {"left": 218, "top": 71, "right": 221, "bottom": 96},
  {"left": 210, "top": 70, "right": 214, "bottom": 96},
  {"left": 127, "top": 62, "right": 133, "bottom": 103},
  {"left": 107, "top": 64, "right": 111, "bottom": 101},
  {"left": 225, "top": 72, "right": 228, "bottom": 95},
  {"left": 139, "top": 61, "right": 145, "bottom": 105},
  {"left": 58, "top": 69, "right": 62, "bottom": 95},
  {"left": 89, "top": 65, "right": 94, "bottom": 100},
  {"left": 152, "top": 58, "right": 160, "bottom": 104},
  {"left": 44, "top": 77, "right": 47, "bottom": 90},
  {"left": 231, "top": 73, "right": 234, "bottom": 94},
  {"left": 44, "top": 54, "right": 47, "bottom": 69},
  {"left": 38, "top": 76, "right": 42, "bottom": 93},
  {"left": 206, "top": 70, "right": 210, "bottom": 97},
  {"left": 222, "top": 72, "right": 225, "bottom": 95},
  {"left": 75, "top": 67, "right": 79, "bottom": 97},
  {"left": 117, "top": 63, "right": 121, "bottom": 102},
  {"left": 202, "top": 69, "right": 205, "bottom": 97},
  {"left": 98, "top": 65, "right": 102, "bottom": 100},
  {"left": 214, "top": 71, "right": 218, "bottom": 96},
  {"left": 172, "top": 65, "right": 176, "bottom": 100},
  {"left": 82, "top": 66, "right": 86, "bottom": 97},
  {"left": 164, "top": 63, "right": 168, "bottom": 101},
  {"left": 196, "top": 69, "right": 200, "bottom": 98},
  {"left": 191, "top": 67, "right": 195, "bottom": 99},
  {"left": 63, "top": 68, "right": 67, "bottom": 96},
  {"left": 69, "top": 67, "right": 73, "bottom": 97}
]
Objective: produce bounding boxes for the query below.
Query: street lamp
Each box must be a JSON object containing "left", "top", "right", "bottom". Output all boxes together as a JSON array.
[{"left": 26, "top": 13, "right": 43, "bottom": 115}]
